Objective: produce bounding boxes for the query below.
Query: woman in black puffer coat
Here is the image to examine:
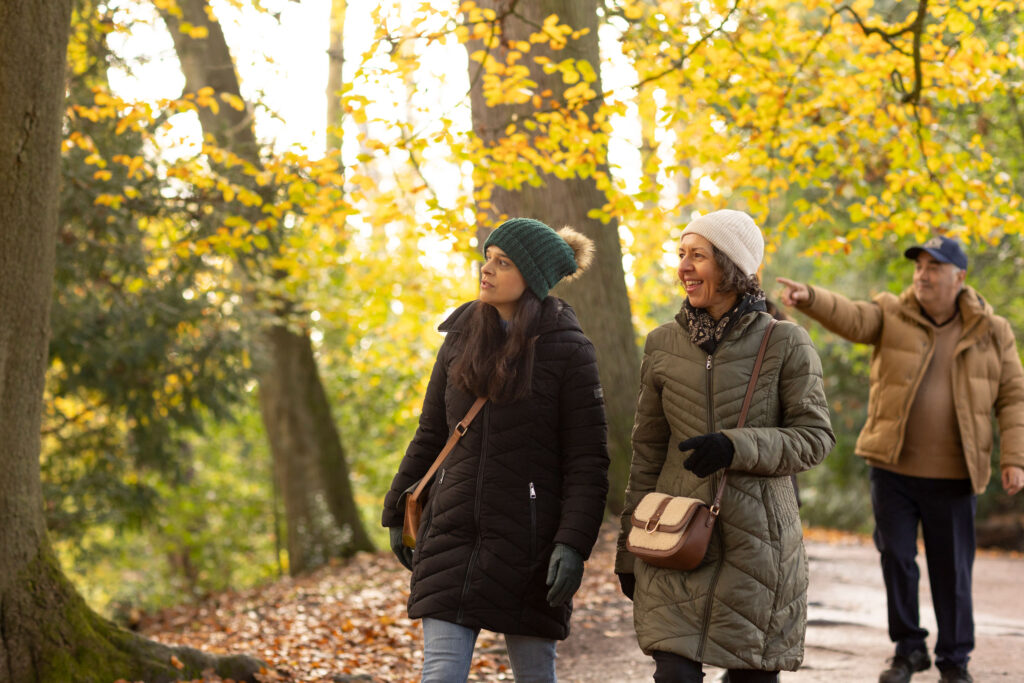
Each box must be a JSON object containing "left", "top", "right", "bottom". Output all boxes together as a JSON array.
[{"left": 382, "top": 218, "right": 609, "bottom": 683}]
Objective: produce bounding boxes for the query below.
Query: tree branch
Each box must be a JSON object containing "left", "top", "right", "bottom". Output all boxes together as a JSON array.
[
  {"left": 837, "top": 0, "right": 929, "bottom": 104},
  {"left": 910, "top": 102, "right": 953, "bottom": 205},
  {"left": 1004, "top": 85, "right": 1024, "bottom": 162}
]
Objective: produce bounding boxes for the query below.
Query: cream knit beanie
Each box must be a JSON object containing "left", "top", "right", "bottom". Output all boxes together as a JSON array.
[{"left": 681, "top": 209, "right": 764, "bottom": 276}]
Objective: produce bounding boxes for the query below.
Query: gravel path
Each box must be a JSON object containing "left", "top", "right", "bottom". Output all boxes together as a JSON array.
[{"left": 557, "top": 527, "right": 1024, "bottom": 682}]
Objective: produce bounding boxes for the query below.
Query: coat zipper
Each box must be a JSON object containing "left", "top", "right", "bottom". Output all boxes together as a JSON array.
[
  {"left": 697, "top": 352, "right": 722, "bottom": 659},
  {"left": 696, "top": 507, "right": 726, "bottom": 660},
  {"left": 456, "top": 402, "right": 489, "bottom": 624},
  {"left": 705, "top": 354, "right": 714, "bottom": 430},
  {"left": 529, "top": 482, "right": 538, "bottom": 561},
  {"left": 429, "top": 468, "right": 446, "bottom": 516}
]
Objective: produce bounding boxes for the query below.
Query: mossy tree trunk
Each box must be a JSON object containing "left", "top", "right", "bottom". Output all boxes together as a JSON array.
[
  {"left": 0, "top": 2, "right": 264, "bottom": 680},
  {"left": 2, "top": 552, "right": 263, "bottom": 682},
  {"left": 158, "top": 0, "right": 373, "bottom": 574},
  {"left": 465, "top": 0, "right": 640, "bottom": 512}
]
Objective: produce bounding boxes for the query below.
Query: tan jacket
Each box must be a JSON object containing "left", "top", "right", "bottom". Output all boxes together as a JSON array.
[
  {"left": 799, "top": 284, "right": 1024, "bottom": 493},
  {"left": 615, "top": 311, "right": 834, "bottom": 671}
]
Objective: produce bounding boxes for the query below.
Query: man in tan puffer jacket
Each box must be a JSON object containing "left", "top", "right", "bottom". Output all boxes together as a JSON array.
[{"left": 778, "top": 236, "right": 1024, "bottom": 683}]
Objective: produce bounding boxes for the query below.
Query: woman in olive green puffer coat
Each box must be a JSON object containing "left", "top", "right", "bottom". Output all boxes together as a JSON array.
[{"left": 614, "top": 210, "right": 835, "bottom": 682}]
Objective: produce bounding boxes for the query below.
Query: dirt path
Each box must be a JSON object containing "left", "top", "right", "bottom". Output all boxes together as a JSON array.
[
  {"left": 138, "top": 521, "right": 1024, "bottom": 682},
  {"left": 557, "top": 527, "right": 1024, "bottom": 682}
]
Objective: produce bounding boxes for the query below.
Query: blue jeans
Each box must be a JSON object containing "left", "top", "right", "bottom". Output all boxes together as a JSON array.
[{"left": 421, "top": 617, "right": 558, "bottom": 683}]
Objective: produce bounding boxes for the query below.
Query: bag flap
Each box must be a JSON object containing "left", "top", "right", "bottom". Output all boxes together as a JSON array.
[{"left": 630, "top": 492, "right": 704, "bottom": 533}]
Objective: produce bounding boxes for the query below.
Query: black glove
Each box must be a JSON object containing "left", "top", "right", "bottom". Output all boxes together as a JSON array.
[
  {"left": 545, "top": 543, "right": 584, "bottom": 606},
  {"left": 679, "top": 432, "right": 734, "bottom": 477},
  {"left": 617, "top": 572, "right": 635, "bottom": 601},
  {"left": 389, "top": 526, "right": 414, "bottom": 571}
]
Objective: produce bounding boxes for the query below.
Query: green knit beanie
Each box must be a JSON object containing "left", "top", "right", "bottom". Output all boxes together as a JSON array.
[{"left": 483, "top": 218, "right": 579, "bottom": 300}]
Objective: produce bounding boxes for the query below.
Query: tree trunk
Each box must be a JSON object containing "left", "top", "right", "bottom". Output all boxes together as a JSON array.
[
  {"left": 326, "top": 0, "right": 347, "bottom": 152},
  {"left": 158, "top": 0, "right": 373, "bottom": 573},
  {"left": 0, "top": 3, "right": 262, "bottom": 680},
  {"left": 259, "top": 326, "right": 373, "bottom": 574},
  {"left": 466, "top": 0, "right": 639, "bottom": 511}
]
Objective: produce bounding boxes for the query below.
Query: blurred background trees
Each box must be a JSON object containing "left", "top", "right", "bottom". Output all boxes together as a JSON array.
[{"left": 38, "top": 0, "right": 1024, "bottom": 622}]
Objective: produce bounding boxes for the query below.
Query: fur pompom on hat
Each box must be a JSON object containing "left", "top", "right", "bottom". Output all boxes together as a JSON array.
[
  {"left": 484, "top": 218, "right": 595, "bottom": 299},
  {"left": 681, "top": 209, "right": 764, "bottom": 276}
]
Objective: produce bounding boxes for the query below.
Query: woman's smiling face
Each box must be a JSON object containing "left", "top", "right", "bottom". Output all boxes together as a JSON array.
[{"left": 677, "top": 233, "right": 737, "bottom": 319}]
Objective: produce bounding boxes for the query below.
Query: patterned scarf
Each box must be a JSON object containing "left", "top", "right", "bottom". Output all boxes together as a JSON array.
[{"left": 679, "top": 292, "right": 767, "bottom": 355}]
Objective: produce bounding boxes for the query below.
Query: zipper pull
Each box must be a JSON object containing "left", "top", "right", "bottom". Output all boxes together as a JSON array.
[
  {"left": 438, "top": 469, "right": 445, "bottom": 486},
  {"left": 529, "top": 482, "right": 537, "bottom": 499},
  {"left": 706, "top": 355, "right": 712, "bottom": 370}
]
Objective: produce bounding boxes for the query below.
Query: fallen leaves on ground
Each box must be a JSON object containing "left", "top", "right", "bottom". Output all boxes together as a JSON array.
[
  {"left": 140, "top": 522, "right": 926, "bottom": 682},
  {"left": 139, "top": 523, "right": 626, "bottom": 683},
  {"left": 139, "top": 549, "right": 429, "bottom": 682}
]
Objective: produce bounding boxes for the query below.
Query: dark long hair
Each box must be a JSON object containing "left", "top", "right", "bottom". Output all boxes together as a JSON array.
[
  {"left": 713, "top": 247, "right": 764, "bottom": 299},
  {"left": 450, "top": 292, "right": 543, "bottom": 403}
]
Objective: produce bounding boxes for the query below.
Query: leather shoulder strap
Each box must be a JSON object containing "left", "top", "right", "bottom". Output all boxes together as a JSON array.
[
  {"left": 737, "top": 319, "right": 779, "bottom": 429},
  {"left": 713, "top": 319, "right": 779, "bottom": 510},
  {"left": 410, "top": 397, "right": 487, "bottom": 502}
]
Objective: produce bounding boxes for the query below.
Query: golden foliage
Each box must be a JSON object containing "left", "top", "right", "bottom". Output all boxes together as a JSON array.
[{"left": 69, "top": 0, "right": 1024, "bottom": 370}]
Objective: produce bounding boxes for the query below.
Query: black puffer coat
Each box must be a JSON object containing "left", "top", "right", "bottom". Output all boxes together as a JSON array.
[{"left": 381, "top": 298, "right": 609, "bottom": 640}]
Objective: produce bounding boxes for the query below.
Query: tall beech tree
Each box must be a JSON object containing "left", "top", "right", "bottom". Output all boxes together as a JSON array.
[
  {"left": 0, "top": 0, "right": 263, "bottom": 679},
  {"left": 156, "top": 0, "right": 372, "bottom": 574},
  {"left": 464, "top": 0, "right": 641, "bottom": 510}
]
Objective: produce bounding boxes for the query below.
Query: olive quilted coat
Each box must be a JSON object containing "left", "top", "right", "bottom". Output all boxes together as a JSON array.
[
  {"left": 615, "top": 310, "right": 834, "bottom": 671},
  {"left": 382, "top": 298, "right": 609, "bottom": 640}
]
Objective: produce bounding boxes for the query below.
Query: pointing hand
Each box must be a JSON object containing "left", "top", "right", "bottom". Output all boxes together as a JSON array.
[{"left": 776, "top": 277, "right": 809, "bottom": 308}]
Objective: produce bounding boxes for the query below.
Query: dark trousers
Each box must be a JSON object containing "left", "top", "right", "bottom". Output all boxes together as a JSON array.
[
  {"left": 869, "top": 467, "right": 976, "bottom": 670},
  {"left": 652, "top": 651, "right": 779, "bottom": 683}
]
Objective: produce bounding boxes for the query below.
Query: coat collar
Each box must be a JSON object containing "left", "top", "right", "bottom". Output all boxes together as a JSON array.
[
  {"left": 897, "top": 284, "right": 992, "bottom": 338},
  {"left": 673, "top": 295, "right": 768, "bottom": 345}
]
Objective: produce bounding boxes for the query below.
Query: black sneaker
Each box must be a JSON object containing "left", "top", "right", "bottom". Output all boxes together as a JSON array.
[
  {"left": 878, "top": 650, "right": 931, "bottom": 683},
  {"left": 938, "top": 667, "right": 972, "bottom": 683}
]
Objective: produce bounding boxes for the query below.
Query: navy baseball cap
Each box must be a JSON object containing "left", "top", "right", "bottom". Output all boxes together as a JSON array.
[{"left": 904, "top": 236, "right": 968, "bottom": 271}]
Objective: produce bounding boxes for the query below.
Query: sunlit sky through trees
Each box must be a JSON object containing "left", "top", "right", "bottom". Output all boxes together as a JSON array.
[{"left": 102, "top": 0, "right": 688, "bottom": 286}]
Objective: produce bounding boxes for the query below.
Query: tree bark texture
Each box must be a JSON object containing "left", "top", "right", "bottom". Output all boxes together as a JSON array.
[
  {"left": 0, "top": 0, "right": 70, "bottom": 598},
  {"left": 466, "top": 0, "right": 640, "bottom": 511},
  {"left": 2, "top": 552, "right": 264, "bottom": 683},
  {"left": 159, "top": 0, "right": 373, "bottom": 573},
  {"left": 0, "top": 2, "right": 263, "bottom": 680}
]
